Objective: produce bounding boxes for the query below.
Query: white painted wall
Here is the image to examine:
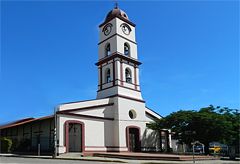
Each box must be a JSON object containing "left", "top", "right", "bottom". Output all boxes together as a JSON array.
[
  {"left": 99, "top": 19, "right": 117, "bottom": 43},
  {"left": 113, "top": 97, "right": 147, "bottom": 148},
  {"left": 97, "top": 85, "right": 143, "bottom": 100},
  {"left": 115, "top": 18, "right": 136, "bottom": 42},
  {"left": 57, "top": 95, "right": 167, "bottom": 154},
  {"left": 101, "top": 63, "right": 113, "bottom": 84},
  {"left": 98, "top": 18, "right": 137, "bottom": 60},
  {"left": 98, "top": 36, "right": 117, "bottom": 59},
  {"left": 57, "top": 115, "right": 115, "bottom": 154},
  {"left": 73, "top": 105, "right": 114, "bottom": 118},
  {"left": 122, "top": 62, "right": 138, "bottom": 88},
  {"left": 116, "top": 36, "right": 138, "bottom": 59},
  {"left": 59, "top": 98, "right": 111, "bottom": 111}
]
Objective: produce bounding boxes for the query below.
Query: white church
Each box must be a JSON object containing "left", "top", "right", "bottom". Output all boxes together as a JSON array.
[{"left": 0, "top": 6, "right": 171, "bottom": 156}]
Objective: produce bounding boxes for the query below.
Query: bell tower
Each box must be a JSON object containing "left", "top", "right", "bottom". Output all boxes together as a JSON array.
[{"left": 96, "top": 5, "right": 143, "bottom": 101}]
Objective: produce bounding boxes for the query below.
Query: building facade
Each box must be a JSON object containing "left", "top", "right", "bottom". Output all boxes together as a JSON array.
[{"left": 0, "top": 6, "right": 171, "bottom": 155}]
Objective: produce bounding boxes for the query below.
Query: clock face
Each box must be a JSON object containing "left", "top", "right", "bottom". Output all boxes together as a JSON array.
[
  {"left": 103, "top": 23, "right": 112, "bottom": 36},
  {"left": 121, "top": 23, "right": 131, "bottom": 35}
]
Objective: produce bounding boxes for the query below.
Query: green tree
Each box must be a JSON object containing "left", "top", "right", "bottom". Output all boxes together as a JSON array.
[{"left": 148, "top": 105, "right": 240, "bottom": 154}]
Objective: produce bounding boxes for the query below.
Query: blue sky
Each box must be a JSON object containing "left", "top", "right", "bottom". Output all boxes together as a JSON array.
[{"left": 0, "top": 1, "right": 239, "bottom": 124}]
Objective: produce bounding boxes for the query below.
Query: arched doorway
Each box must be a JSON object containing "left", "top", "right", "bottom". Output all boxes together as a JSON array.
[
  {"left": 126, "top": 126, "right": 141, "bottom": 152},
  {"left": 65, "top": 121, "right": 84, "bottom": 152}
]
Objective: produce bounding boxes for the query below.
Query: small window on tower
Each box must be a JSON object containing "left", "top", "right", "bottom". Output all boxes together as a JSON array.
[
  {"left": 106, "top": 69, "right": 111, "bottom": 83},
  {"left": 125, "top": 68, "right": 132, "bottom": 83},
  {"left": 124, "top": 43, "right": 130, "bottom": 56},
  {"left": 105, "top": 43, "right": 111, "bottom": 57},
  {"left": 129, "top": 109, "right": 137, "bottom": 119}
]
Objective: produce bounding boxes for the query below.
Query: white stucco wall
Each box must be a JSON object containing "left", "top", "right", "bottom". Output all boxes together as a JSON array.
[
  {"left": 56, "top": 95, "right": 166, "bottom": 154},
  {"left": 98, "top": 18, "right": 137, "bottom": 60},
  {"left": 99, "top": 19, "right": 117, "bottom": 43},
  {"left": 116, "top": 35, "right": 137, "bottom": 59},
  {"left": 115, "top": 18, "right": 136, "bottom": 42},
  {"left": 112, "top": 97, "right": 147, "bottom": 148},
  {"left": 57, "top": 115, "right": 114, "bottom": 154},
  {"left": 97, "top": 86, "right": 143, "bottom": 100},
  {"left": 59, "top": 98, "right": 112, "bottom": 111},
  {"left": 73, "top": 105, "right": 114, "bottom": 118},
  {"left": 98, "top": 36, "right": 117, "bottom": 59}
]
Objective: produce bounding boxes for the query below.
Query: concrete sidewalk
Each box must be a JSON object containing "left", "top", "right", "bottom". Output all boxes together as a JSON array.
[
  {"left": 1, "top": 153, "right": 239, "bottom": 164},
  {"left": 0, "top": 153, "right": 126, "bottom": 163}
]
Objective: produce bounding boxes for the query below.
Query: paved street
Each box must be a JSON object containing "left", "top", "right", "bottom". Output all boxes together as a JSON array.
[
  {"left": 0, "top": 157, "right": 121, "bottom": 164},
  {"left": 0, "top": 156, "right": 240, "bottom": 164}
]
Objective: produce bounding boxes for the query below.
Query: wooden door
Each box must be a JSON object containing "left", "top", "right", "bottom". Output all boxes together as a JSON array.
[{"left": 68, "top": 123, "right": 82, "bottom": 152}]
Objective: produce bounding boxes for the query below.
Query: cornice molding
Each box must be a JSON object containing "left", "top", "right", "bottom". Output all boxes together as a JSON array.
[
  {"left": 98, "top": 33, "right": 137, "bottom": 45},
  {"left": 95, "top": 52, "right": 141, "bottom": 66},
  {"left": 99, "top": 15, "right": 136, "bottom": 28},
  {"left": 109, "top": 94, "right": 145, "bottom": 103},
  {"left": 58, "top": 103, "right": 114, "bottom": 113},
  {"left": 59, "top": 112, "right": 114, "bottom": 121}
]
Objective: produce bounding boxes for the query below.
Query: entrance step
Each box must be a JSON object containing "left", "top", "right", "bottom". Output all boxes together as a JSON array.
[
  {"left": 93, "top": 152, "right": 217, "bottom": 161},
  {"left": 59, "top": 153, "right": 83, "bottom": 158}
]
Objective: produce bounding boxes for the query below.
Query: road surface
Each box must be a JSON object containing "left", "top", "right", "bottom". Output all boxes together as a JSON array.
[{"left": 0, "top": 156, "right": 239, "bottom": 164}]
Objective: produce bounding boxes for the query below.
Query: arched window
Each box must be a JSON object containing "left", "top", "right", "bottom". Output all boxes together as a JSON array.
[
  {"left": 125, "top": 68, "right": 132, "bottom": 83},
  {"left": 106, "top": 69, "right": 111, "bottom": 83},
  {"left": 124, "top": 43, "right": 130, "bottom": 56},
  {"left": 105, "top": 43, "right": 111, "bottom": 57}
]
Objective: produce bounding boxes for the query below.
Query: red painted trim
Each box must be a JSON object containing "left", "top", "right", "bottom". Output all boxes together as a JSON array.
[
  {"left": 126, "top": 126, "right": 141, "bottom": 152},
  {"left": 98, "top": 79, "right": 140, "bottom": 87},
  {"left": 99, "top": 80, "right": 114, "bottom": 86},
  {"left": 65, "top": 120, "right": 85, "bottom": 153},
  {"left": 85, "top": 146, "right": 127, "bottom": 148},
  {"left": 115, "top": 59, "right": 139, "bottom": 68},
  {"left": 83, "top": 150, "right": 111, "bottom": 153},
  {"left": 120, "top": 60, "right": 123, "bottom": 86},
  {"left": 58, "top": 103, "right": 114, "bottom": 113},
  {"left": 58, "top": 112, "right": 114, "bottom": 121},
  {"left": 134, "top": 66, "right": 137, "bottom": 90},
  {"left": 112, "top": 60, "right": 115, "bottom": 86},
  {"left": 83, "top": 151, "right": 129, "bottom": 156},
  {"left": 97, "top": 84, "right": 141, "bottom": 93}
]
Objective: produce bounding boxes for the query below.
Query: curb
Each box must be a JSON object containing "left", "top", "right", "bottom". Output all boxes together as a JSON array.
[{"left": 0, "top": 154, "right": 127, "bottom": 163}]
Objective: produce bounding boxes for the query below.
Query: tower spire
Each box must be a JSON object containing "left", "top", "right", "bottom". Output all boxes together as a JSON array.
[{"left": 114, "top": 0, "right": 118, "bottom": 9}]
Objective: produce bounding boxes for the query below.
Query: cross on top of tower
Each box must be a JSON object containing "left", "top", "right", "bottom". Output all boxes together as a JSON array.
[{"left": 114, "top": 1, "right": 118, "bottom": 9}]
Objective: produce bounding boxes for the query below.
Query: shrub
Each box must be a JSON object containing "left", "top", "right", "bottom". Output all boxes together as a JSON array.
[{"left": 0, "top": 137, "right": 13, "bottom": 153}]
